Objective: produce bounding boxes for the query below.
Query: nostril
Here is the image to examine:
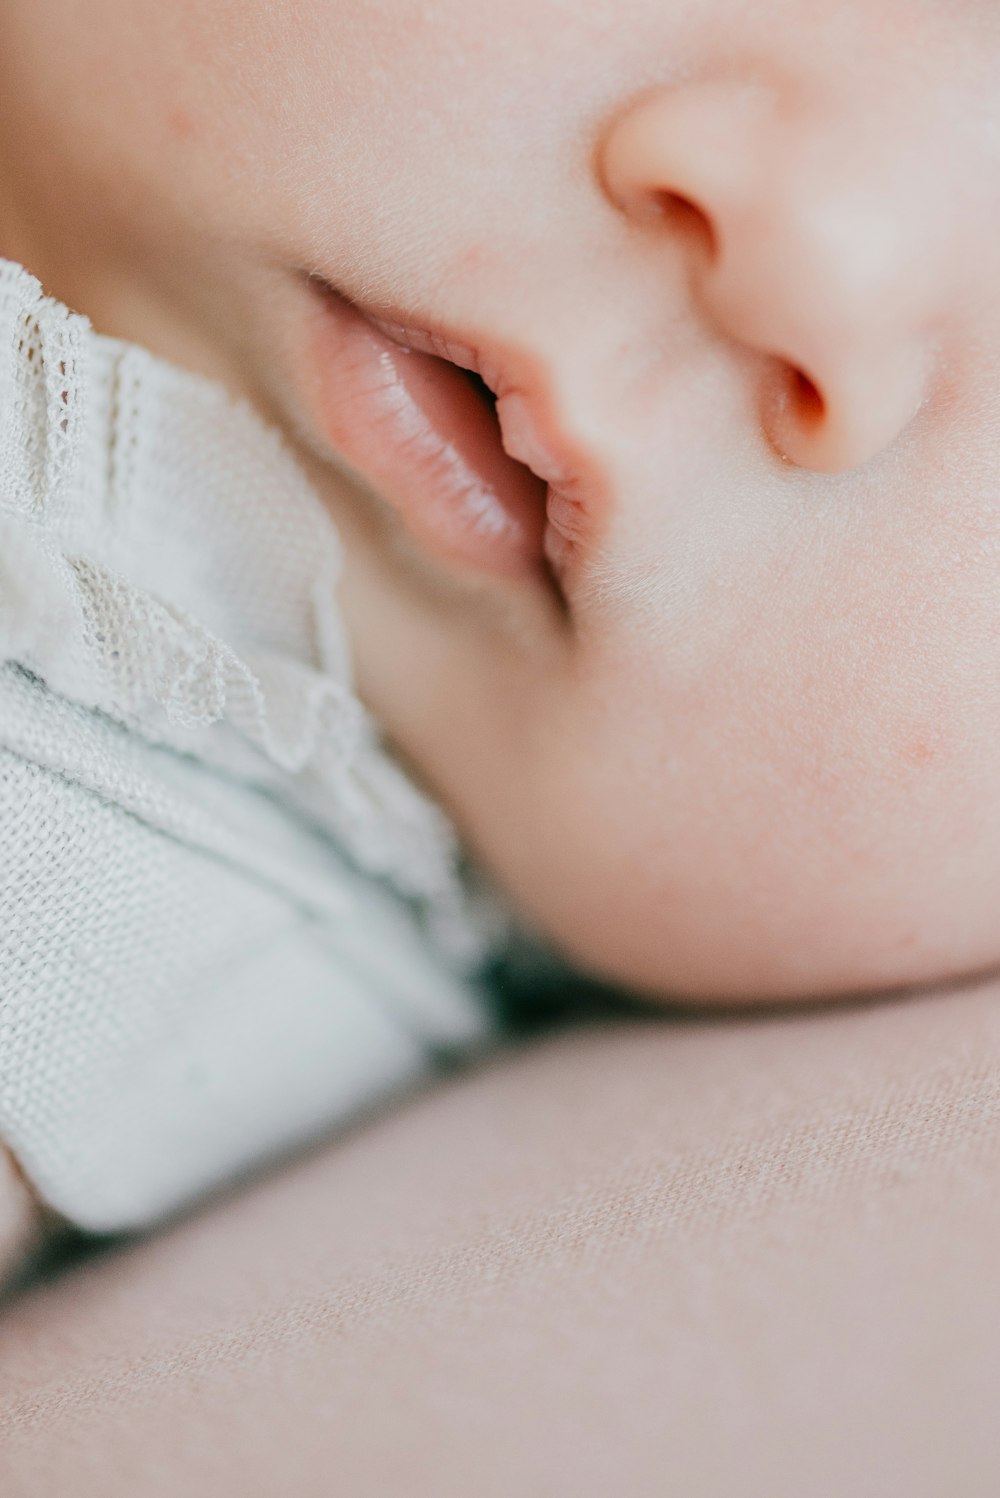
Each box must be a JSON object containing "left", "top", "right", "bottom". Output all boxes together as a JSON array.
[
  {"left": 765, "top": 361, "right": 831, "bottom": 468},
  {"left": 788, "top": 365, "right": 825, "bottom": 430},
  {"left": 654, "top": 191, "right": 717, "bottom": 259}
]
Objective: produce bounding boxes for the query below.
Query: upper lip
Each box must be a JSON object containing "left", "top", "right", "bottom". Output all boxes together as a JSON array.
[{"left": 363, "top": 306, "right": 607, "bottom": 532}]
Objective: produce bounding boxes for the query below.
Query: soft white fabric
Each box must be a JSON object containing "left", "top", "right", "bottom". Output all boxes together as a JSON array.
[{"left": 0, "top": 260, "right": 495, "bottom": 1233}]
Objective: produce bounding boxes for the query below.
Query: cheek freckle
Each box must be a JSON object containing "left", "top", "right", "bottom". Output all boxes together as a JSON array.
[
  {"left": 167, "top": 108, "right": 199, "bottom": 141},
  {"left": 455, "top": 244, "right": 488, "bottom": 275},
  {"left": 901, "top": 737, "right": 937, "bottom": 769}
]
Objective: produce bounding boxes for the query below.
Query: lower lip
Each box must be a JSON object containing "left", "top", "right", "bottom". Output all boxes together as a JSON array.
[{"left": 303, "top": 281, "right": 549, "bottom": 578}]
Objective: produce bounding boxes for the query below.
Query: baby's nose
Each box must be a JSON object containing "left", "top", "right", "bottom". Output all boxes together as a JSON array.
[{"left": 598, "top": 80, "right": 944, "bottom": 474}]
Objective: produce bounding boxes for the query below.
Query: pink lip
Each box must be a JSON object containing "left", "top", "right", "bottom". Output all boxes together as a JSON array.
[{"left": 302, "top": 278, "right": 597, "bottom": 586}]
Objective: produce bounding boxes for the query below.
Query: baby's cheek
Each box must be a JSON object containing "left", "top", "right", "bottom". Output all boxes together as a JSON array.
[{"left": 538, "top": 539, "right": 1000, "bottom": 1002}]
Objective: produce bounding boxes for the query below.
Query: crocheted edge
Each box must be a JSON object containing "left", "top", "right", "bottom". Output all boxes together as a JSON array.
[{"left": 0, "top": 260, "right": 492, "bottom": 963}]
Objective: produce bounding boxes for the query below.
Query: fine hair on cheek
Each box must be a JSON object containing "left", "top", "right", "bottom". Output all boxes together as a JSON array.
[{"left": 579, "top": 550, "right": 704, "bottom": 628}]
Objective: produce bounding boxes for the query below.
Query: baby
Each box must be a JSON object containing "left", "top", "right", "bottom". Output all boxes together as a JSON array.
[{"left": 1, "top": 0, "right": 999, "bottom": 1277}]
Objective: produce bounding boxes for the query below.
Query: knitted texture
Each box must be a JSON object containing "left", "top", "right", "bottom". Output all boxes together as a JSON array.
[{"left": 0, "top": 261, "right": 493, "bottom": 1232}]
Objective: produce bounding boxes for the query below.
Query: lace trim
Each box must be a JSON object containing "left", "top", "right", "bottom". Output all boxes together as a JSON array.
[
  {"left": 0, "top": 260, "right": 87, "bottom": 522},
  {"left": 0, "top": 259, "right": 487, "bottom": 963}
]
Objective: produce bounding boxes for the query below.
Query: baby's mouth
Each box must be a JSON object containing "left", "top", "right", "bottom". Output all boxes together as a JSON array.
[{"left": 304, "top": 277, "right": 582, "bottom": 584}]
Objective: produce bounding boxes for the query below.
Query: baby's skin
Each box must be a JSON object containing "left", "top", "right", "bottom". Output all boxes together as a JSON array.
[
  {"left": 1, "top": 0, "right": 1000, "bottom": 1017},
  {"left": 2, "top": 0, "right": 1000, "bottom": 1281}
]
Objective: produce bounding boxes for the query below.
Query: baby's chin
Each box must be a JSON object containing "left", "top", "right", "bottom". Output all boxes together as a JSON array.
[
  {"left": 475, "top": 734, "right": 1000, "bottom": 1009},
  {"left": 527, "top": 869, "right": 996, "bottom": 1010}
]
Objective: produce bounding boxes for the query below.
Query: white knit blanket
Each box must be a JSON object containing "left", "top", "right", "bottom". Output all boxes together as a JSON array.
[{"left": 0, "top": 260, "right": 494, "bottom": 1232}]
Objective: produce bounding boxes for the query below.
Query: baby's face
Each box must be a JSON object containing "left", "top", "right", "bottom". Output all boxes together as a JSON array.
[{"left": 9, "top": 0, "right": 1000, "bottom": 1000}]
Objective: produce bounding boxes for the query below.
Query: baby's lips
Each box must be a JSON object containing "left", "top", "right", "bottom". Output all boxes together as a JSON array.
[
  {"left": 306, "top": 275, "right": 614, "bottom": 589},
  {"left": 495, "top": 390, "right": 576, "bottom": 491},
  {"left": 306, "top": 281, "right": 549, "bottom": 579},
  {"left": 495, "top": 391, "right": 598, "bottom": 583}
]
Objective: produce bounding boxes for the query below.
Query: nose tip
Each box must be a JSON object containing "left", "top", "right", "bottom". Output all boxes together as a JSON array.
[{"left": 599, "top": 82, "right": 937, "bottom": 474}]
